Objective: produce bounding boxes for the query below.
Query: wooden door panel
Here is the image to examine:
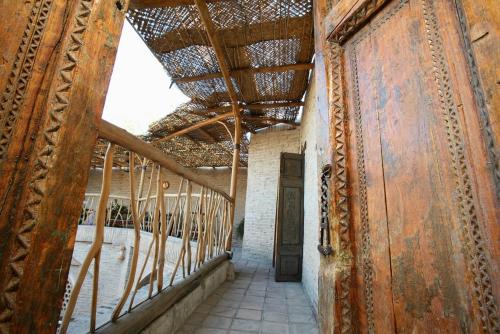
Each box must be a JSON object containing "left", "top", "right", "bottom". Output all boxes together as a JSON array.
[
  {"left": 275, "top": 153, "right": 304, "bottom": 282},
  {"left": 337, "top": 0, "right": 499, "bottom": 332}
]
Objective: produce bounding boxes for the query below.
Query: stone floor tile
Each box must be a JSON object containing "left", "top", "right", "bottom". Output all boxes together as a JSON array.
[
  {"left": 230, "top": 319, "right": 261, "bottom": 333},
  {"left": 196, "top": 304, "right": 213, "bottom": 314},
  {"left": 262, "top": 321, "right": 290, "bottom": 334},
  {"left": 217, "top": 299, "right": 241, "bottom": 308},
  {"left": 246, "top": 289, "right": 266, "bottom": 297},
  {"left": 264, "top": 297, "right": 285, "bottom": 305},
  {"left": 239, "top": 301, "right": 264, "bottom": 311},
  {"left": 289, "top": 323, "right": 319, "bottom": 334},
  {"left": 263, "top": 303, "right": 287, "bottom": 313},
  {"left": 235, "top": 308, "right": 262, "bottom": 321},
  {"left": 262, "top": 311, "right": 288, "bottom": 323},
  {"left": 202, "top": 315, "right": 233, "bottom": 329},
  {"left": 287, "top": 305, "right": 312, "bottom": 314},
  {"left": 210, "top": 305, "right": 238, "bottom": 318},
  {"left": 242, "top": 295, "right": 265, "bottom": 304},
  {"left": 288, "top": 312, "right": 316, "bottom": 324}
]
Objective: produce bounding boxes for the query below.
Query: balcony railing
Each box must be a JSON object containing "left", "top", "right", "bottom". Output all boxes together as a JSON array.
[{"left": 59, "top": 122, "right": 234, "bottom": 334}]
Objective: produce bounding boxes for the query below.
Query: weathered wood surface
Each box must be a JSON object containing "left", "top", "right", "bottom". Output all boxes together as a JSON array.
[
  {"left": 325, "top": 0, "right": 500, "bottom": 332},
  {"left": 0, "top": 1, "right": 128, "bottom": 333}
]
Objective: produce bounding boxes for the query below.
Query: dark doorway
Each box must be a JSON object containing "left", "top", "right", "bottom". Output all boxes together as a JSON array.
[{"left": 275, "top": 153, "right": 304, "bottom": 282}]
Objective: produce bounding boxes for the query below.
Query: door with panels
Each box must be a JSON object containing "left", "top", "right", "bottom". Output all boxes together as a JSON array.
[{"left": 327, "top": 0, "right": 499, "bottom": 333}]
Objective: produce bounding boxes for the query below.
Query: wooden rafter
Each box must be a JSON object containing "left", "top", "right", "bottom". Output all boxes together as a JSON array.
[
  {"left": 244, "top": 116, "right": 299, "bottom": 126},
  {"left": 174, "top": 114, "right": 217, "bottom": 143},
  {"left": 130, "top": 0, "right": 222, "bottom": 9},
  {"left": 153, "top": 112, "right": 234, "bottom": 143},
  {"left": 151, "top": 101, "right": 304, "bottom": 142},
  {"left": 173, "top": 63, "right": 314, "bottom": 84},
  {"left": 150, "top": 15, "right": 312, "bottom": 53},
  {"left": 194, "top": 0, "right": 240, "bottom": 115}
]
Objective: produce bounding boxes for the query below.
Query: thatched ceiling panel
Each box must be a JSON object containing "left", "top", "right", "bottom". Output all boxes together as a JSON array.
[{"left": 121, "top": 0, "right": 313, "bottom": 167}]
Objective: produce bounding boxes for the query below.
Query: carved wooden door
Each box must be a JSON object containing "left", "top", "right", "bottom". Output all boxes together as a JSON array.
[
  {"left": 275, "top": 153, "right": 304, "bottom": 282},
  {"left": 327, "top": 0, "right": 499, "bottom": 333}
]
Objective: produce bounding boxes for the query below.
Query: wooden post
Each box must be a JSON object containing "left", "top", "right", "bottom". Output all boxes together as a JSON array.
[
  {"left": 0, "top": 1, "right": 128, "bottom": 333},
  {"left": 226, "top": 111, "right": 242, "bottom": 251}
]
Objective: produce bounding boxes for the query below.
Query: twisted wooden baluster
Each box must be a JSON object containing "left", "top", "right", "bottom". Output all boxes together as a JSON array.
[{"left": 59, "top": 144, "right": 115, "bottom": 334}]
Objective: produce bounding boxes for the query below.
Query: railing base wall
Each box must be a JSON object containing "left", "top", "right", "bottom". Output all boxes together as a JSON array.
[{"left": 96, "top": 254, "right": 233, "bottom": 334}]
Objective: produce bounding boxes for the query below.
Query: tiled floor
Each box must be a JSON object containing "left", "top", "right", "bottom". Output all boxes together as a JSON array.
[{"left": 177, "top": 253, "right": 319, "bottom": 334}]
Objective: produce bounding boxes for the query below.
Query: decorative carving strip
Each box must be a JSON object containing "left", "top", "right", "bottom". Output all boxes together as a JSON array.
[
  {"left": 329, "top": 0, "right": 390, "bottom": 44},
  {"left": 421, "top": 0, "right": 500, "bottom": 331},
  {"left": 0, "top": 0, "right": 53, "bottom": 164},
  {"left": 349, "top": 48, "right": 375, "bottom": 334},
  {"left": 0, "top": 0, "right": 94, "bottom": 329},
  {"left": 454, "top": 0, "right": 500, "bottom": 199},
  {"left": 318, "top": 164, "right": 333, "bottom": 256},
  {"left": 329, "top": 42, "right": 352, "bottom": 334}
]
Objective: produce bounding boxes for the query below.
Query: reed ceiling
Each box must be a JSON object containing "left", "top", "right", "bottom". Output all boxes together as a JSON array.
[{"left": 94, "top": 0, "right": 314, "bottom": 168}]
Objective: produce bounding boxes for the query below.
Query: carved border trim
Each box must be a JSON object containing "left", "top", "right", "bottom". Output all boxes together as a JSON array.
[
  {"left": 0, "top": 0, "right": 94, "bottom": 329},
  {"left": 349, "top": 48, "right": 375, "bottom": 333},
  {"left": 328, "top": 0, "right": 390, "bottom": 44},
  {"left": 421, "top": 0, "right": 499, "bottom": 331},
  {"left": 454, "top": 0, "right": 500, "bottom": 199},
  {"left": 329, "top": 42, "right": 353, "bottom": 334},
  {"left": 0, "top": 0, "right": 54, "bottom": 164}
]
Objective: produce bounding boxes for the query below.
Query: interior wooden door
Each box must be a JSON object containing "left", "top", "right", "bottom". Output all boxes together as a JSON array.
[
  {"left": 328, "top": 0, "right": 500, "bottom": 333},
  {"left": 275, "top": 153, "right": 305, "bottom": 282}
]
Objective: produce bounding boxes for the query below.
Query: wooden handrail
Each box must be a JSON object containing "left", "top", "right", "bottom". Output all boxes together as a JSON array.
[{"left": 98, "top": 119, "right": 232, "bottom": 201}]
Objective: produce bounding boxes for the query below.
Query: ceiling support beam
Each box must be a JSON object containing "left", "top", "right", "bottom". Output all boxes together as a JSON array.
[
  {"left": 194, "top": 0, "right": 240, "bottom": 116},
  {"left": 245, "top": 116, "right": 299, "bottom": 126},
  {"left": 173, "top": 63, "right": 314, "bottom": 84},
  {"left": 153, "top": 111, "right": 234, "bottom": 143},
  {"left": 130, "top": 0, "right": 222, "bottom": 9}
]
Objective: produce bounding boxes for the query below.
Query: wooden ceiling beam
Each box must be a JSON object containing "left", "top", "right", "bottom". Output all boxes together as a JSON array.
[
  {"left": 173, "top": 63, "right": 314, "bottom": 84},
  {"left": 194, "top": 0, "right": 240, "bottom": 116},
  {"left": 129, "top": 0, "right": 222, "bottom": 9},
  {"left": 151, "top": 15, "right": 312, "bottom": 53},
  {"left": 245, "top": 101, "right": 304, "bottom": 110},
  {"left": 244, "top": 116, "right": 299, "bottom": 126},
  {"left": 153, "top": 111, "right": 234, "bottom": 143}
]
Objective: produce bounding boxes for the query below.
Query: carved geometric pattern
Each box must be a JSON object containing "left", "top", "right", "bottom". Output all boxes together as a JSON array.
[
  {"left": 421, "top": 0, "right": 500, "bottom": 332},
  {"left": 0, "top": 0, "right": 53, "bottom": 165},
  {"left": 454, "top": 0, "right": 500, "bottom": 200},
  {"left": 349, "top": 48, "right": 375, "bottom": 334},
  {"left": 0, "top": 1, "right": 94, "bottom": 332},
  {"left": 329, "top": 42, "right": 353, "bottom": 334},
  {"left": 329, "top": 0, "right": 390, "bottom": 44}
]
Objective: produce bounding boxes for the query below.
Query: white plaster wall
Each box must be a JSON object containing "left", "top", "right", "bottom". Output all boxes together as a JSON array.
[
  {"left": 298, "top": 74, "right": 321, "bottom": 313},
  {"left": 242, "top": 128, "right": 301, "bottom": 262}
]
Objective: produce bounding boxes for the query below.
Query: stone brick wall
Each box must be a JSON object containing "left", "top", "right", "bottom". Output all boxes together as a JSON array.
[
  {"left": 86, "top": 167, "right": 247, "bottom": 237},
  {"left": 242, "top": 127, "right": 301, "bottom": 262},
  {"left": 241, "top": 73, "right": 322, "bottom": 313},
  {"left": 298, "top": 74, "right": 321, "bottom": 313}
]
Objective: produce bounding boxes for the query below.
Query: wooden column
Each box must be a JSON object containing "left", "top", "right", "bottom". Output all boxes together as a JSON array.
[
  {"left": 226, "top": 109, "right": 242, "bottom": 251},
  {"left": 0, "top": 1, "right": 128, "bottom": 333}
]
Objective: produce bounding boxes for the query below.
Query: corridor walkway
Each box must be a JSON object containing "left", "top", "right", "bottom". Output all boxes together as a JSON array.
[{"left": 177, "top": 249, "right": 319, "bottom": 334}]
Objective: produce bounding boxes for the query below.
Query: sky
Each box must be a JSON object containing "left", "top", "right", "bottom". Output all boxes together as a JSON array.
[{"left": 102, "top": 21, "right": 190, "bottom": 135}]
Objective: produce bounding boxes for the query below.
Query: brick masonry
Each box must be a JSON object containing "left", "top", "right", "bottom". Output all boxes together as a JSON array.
[{"left": 242, "top": 74, "right": 322, "bottom": 313}]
